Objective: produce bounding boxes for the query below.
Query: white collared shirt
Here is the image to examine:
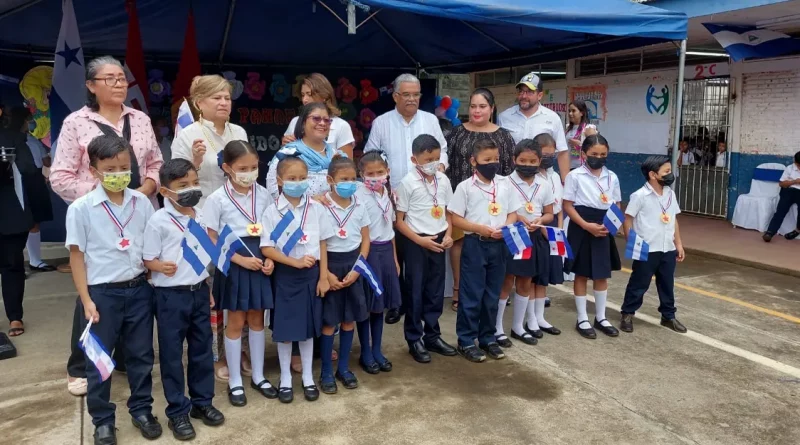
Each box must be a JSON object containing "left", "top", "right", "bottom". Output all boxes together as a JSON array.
[
  {"left": 285, "top": 116, "right": 355, "bottom": 151},
  {"left": 679, "top": 151, "right": 694, "bottom": 166},
  {"left": 626, "top": 184, "right": 681, "bottom": 253},
  {"left": 355, "top": 183, "right": 395, "bottom": 243},
  {"left": 536, "top": 168, "right": 564, "bottom": 215},
  {"left": 449, "top": 175, "right": 521, "bottom": 234},
  {"left": 364, "top": 109, "right": 448, "bottom": 188},
  {"left": 508, "top": 171, "right": 554, "bottom": 219},
  {"left": 396, "top": 170, "right": 453, "bottom": 235},
  {"left": 260, "top": 194, "right": 333, "bottom": 260},
  {"left": 715, "top": 151, "right": 727, "bottom": 168},
  {"left": 171, "top": 120, "right": 249, "bottom": 208},
  {"left": 321, "top": 193, "right": 371, "bottom": 253},
  {"left": 781, "top": 163, "right": 800, "bottom": 190},
  {"left": 497, "top": 105, "right": 568, "bottom": 152},
  {"left": 65, "top": 187, "right": 154, "bottom": 285},
  {"left": 203, "top": 180, "right": 270, "bottom": 238},
  {"left": 563, "top": 166, "right": 621, "bottom": 209},
  {"left": 143, "top": 199, "right": 210, "bottom": 287}
]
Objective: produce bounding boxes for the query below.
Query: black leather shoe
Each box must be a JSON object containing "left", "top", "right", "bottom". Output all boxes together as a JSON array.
[
  {"left": 131, "top": 413, "right": 162, "bottom": 440},
  {"left": 93, "top": 424, "right": 116, "bottom": 445},
  {"left": 620, "top": 314, "right": 634, "bottom": 333},
  {"left": 424, "top": 337, "right": 457, "bottom": 356},
  {"left": 408, "top": 340, "right": 431, "bottom": 363},
  {"left": 336, "top": 370, "right": 359, "bottom": 389},
  {"left": 457, "top": 345, "right": 486, "bottom": 363},
  {"left": 189, "top": 405, "right": 224, "bottom": 426},
  {"left": 510, "top": 330, "right": 538, "bottom": 345},
  {"left": 359, "top": 358, "right": 380, "bottom": 374},
  {"left": 29, "top": 262, "right": 56, "bottom": 272},
  {"left": 376, "top": 358, "right": 393, "bottom": 372},
  {"left": 227, "top": 386, "right": 247, "bottom": 407},
  {"left": 576, "top": 320, "right": 597, "bottom": 339},
  {"left": 278, "top": 387, "right": 294, "bottom": 403},
  {"left": 660, "top": 317, "right": 687, "bottom": 333},
  {"left": 763, "top": 232, "right": 774, "bottom": 242},
  {"left": 167, "top": 415, "right": 195, "bottom": 441},
  {"left": 523, "top": 323, "right": 544, "bottom": 339},
  {"left": 479, "top": 342, "right": 506, "bottom": 360},
  {"left": 251, "top": 379, "right": 279, "bottom": 399},
  {"left": 594, "top": 318, "right": 620, "bottom": 337},
  {"left": 304, "top": 385, "right": 320, "bottom": 401},
  {"left": 320, "top": 376, "right": 338, "bottom": 394},
  {"left": 385, "top": 308, "right": 402, "bottom": 324},
  {"left": 540, "top": 325, "right": 561, "bottom": 335},
  {"left": 786, "top": 230, "right": 800, "bottom": 240},
  {"left": 545, "top": 297, "right": 551, "bottom": 308},
  {"left": 495, "top": 334, "right": 513, "bottom": 348}
]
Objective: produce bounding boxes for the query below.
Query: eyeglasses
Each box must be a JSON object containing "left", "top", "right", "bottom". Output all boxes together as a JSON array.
[
  {"left": 93, "top": 77, "right": 128, "bottom": 86},
  {"left": 397, "top": 92, "right": 422, "bottom": 100},
  {"left": 309, "top": 116, "right": 332, "bottom": 126},
  {"left": 517, "top": 89, "right": 538, "bottom": 97}
]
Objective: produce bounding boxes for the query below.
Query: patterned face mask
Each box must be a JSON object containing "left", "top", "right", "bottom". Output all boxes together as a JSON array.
[{"left": 99, "top": 171, "right": 131, "bottom": 192}]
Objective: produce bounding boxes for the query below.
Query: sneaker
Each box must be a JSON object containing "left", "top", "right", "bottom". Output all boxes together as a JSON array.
[
  {"left": 457, "top": 345, "right": 486, "bottom": 363},
  {"left": 479, "top": 343, "right": 506, "bottom": 360}
]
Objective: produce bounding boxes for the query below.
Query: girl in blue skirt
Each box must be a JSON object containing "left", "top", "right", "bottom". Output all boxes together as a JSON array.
[
  {"left": 204, "top": 140, "right": 276, "bottom": 407},
  {"left": 355, "top": 151, "right": 401, "bottom": 374}
]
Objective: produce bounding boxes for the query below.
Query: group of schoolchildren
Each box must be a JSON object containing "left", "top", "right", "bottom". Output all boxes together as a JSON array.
[{"left": 68, "top": 126, "right": 686, "bottom": 445}]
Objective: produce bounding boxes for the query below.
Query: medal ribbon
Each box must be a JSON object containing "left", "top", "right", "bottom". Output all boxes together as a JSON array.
[
  {"left": 472, "top": 174, "right": 497, "bottom": 203},
  {"left": 168, "top": 214, "right": 185, "bottom": 232},
  {"left": 327, "top": 196, "right": 357, "bottom": 230},
  {"left": 224, "top": 181, "right": 257, "bottom": 224},
  {"left": 276, "top": 197, "right": 311, "bottom": 232},
  {"left": 101, "top": 197, "right": 137, "bottom": 237},
  {"left": 510, "top": 178, "right": 539, "bottom": 203},
  {"left": 582, "top": 165, "right": 611, "bottom": 197},
  {"left": 371, "top": 190, "right": 391, "bottom": 222},
  {"left": 647, "top": 184, "right": 673, "bottom": 216},
  {"left": 417, "top": 170, "right": 439, "bottom": 207}
]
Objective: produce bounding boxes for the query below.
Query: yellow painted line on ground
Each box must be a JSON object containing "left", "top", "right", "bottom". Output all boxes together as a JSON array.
[{"left": 619, "top": 267, "right": 800, "bottom": 325}]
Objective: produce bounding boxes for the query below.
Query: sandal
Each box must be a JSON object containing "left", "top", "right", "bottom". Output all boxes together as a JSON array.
[
  {"left": 214, "top": 364, "right": 230, "bottom": 383},
  {"left": 451, "top": 288, "right": 459, "bottom": 311},
  {"left": 8, "top": 321, "right": 24, "bottom": 337}
]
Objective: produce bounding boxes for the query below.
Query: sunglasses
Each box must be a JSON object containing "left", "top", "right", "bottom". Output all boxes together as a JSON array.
[{"left": 309, "top": 115, "right": 332, "bottom": 126}]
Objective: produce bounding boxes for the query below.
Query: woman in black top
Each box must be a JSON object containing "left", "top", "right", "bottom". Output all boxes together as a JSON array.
[{"left": 445, "top": 88, "right": 515, "bottom": 310}]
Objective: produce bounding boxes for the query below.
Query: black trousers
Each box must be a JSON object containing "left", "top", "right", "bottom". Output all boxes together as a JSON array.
[
  {"left": 395, "top": 229, "right": 409, "bottom": 314},
  {"left": 403, "top": 232, "right": 445, "bottom": 343},
  {"left": 621, "top": 250, "right": 678, "bottom": 319},
  {"left": 767, "top": 187, "right": 800, "bottom": 234},
  {"left": 68, "top": 298, "right": 126, "bottom": 378},
  {"left": 456, "top": 236, "right": 506, "bottom": 347},
  {"left": 0, "top": 232, "right": 27, "bottom": 323}
]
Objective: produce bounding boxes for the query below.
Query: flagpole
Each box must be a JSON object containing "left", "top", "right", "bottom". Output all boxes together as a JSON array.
[
  {"left": 671, "top": 39, "right": 687, "bottom": 172},
  {"left": 232, "top": 232, "right": 257, "bottom": 257}
]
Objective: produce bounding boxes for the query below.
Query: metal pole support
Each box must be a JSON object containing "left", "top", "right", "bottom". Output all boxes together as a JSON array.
[{"left": 671, "top": 39, "right": 687, "bottom": 171}]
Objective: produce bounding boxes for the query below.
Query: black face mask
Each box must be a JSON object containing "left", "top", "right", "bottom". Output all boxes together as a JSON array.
[
  {"left": 540, "top": 155, "right": 555, "bottom": 170},
  {"left": 585, "top": 156, "right": 607, "bottom": 170},
  {"left": 658, "top": 173, "right": 675, "bottom": 187},
  {"left": 172, "top": 187, "right": 203, "bottom": 208},
  {"left": 515, "top": 165, "right": 539, "bottom": 178},
  {"left": 475, "top": 162, "right": 500, "bottom": 181}
]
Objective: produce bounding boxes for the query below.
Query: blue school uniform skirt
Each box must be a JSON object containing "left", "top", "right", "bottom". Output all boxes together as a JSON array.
[
  {"left": 271, "top": 263, "right": 322, "bottom": 342},
  {"left": 323, "top": 249, "right": 369, "bottom": 326},
  {"left": 213, "top": 236, "right": 274, "bottom": 311},
  {"left": 505, "top": 229, "right": 540, "bottom": 278},
  {"left": 365, "top": 241, "right": 402, "bottom": 312},
  {"left": 563, "top": 206, "right": 621, "bottom": 280}
]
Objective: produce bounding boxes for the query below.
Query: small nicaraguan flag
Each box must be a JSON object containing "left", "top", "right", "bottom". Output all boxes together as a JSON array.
[
  {"left": 353, "top": 254, "right": 383, "bottom": 296},
  {"left": 174, "top": 99, "right": 195, "bottom": 137},
  {"left": 703, "top": 23, "right": 800, "bottom": 62},
  {"left": 546, "top": 227, "right": 573, "bottom": 259},
  {"left": 502, "top": 222, "right": 533, "bottom": 256},
  {"left": 183, "top": 219, "right": 219, "bottom": 276},
  {"left": 625, "top": 229, "right": 650, "bottom": 261},
  {"left": 79, "top": 321, "right": 114, "bottom": 382},
  {"left": 216, "top": 225, "right": 244, "bottom": 276},
  {"left": 603, "top": 203, "right": 624, "bottom": 236},
  {"left": 269, "top": 211, "right": 303, "bottom": 256}
]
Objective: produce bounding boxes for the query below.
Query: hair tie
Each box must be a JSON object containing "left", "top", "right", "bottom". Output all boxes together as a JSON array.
[
  {"left": 217, "top": 150, "right": 224, "bottom": 169},
  {"left": 275, "top": 146, "right": 300, "bottom": 161},
  {"left": 378, "top": 151, "right": 388, "bottom": 163}
]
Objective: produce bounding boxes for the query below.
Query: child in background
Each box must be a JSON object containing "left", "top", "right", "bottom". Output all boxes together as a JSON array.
[
  {"left": 144, "top": 159, "right": 224, "bottom": 440},
  {"left": 65, "top": 134, "right": 160, "bottom": 444},
  {"left": 620, "top": 155, "right": 687, "bottom": 333}
]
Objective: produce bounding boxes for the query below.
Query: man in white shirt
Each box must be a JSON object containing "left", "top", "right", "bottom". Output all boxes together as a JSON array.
[
  {"left": 764, "top": 150, "right": 800, "bottom": 241},
  {"left": 497, "top": 72, "right": 569, "bottom": 183}
]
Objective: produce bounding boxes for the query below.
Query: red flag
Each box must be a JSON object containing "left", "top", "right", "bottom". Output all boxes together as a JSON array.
[
  {"left": 173, "top": 8, "right": 201, "bottom": 106},
  {"left": 124, "top": 0, "right": 148, "bottom": 113}
]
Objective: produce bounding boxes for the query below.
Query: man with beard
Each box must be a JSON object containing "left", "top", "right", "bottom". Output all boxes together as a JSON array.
[{"left": 498, "top": 72, "right": 569, "bottom": 183}]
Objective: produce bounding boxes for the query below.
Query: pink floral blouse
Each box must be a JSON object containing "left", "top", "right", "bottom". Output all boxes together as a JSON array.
[{"left": 50, "top": 105, "right": 163, "bottom": 203}]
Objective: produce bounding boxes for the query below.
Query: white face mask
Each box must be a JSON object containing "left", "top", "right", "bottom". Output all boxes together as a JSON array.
[
  {"left": 417, "top": 160, "right": 440, "bottom": 176},
  {"left": 234, "top": 170, "right": 259, "bottom": 187}
]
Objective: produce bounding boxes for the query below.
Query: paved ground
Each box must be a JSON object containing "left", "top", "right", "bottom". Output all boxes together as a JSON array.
[{"left": 2, "top": 242, "right": 800, "bottom": 445}]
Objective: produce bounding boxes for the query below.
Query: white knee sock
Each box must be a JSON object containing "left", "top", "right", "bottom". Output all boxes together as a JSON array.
[
  {"left": 495, "top": 298, "right": 508, "bottom": 336},
  {"left": 512, "top": 294, "right": 530, "bottom": 335},
  {"left": 249, "top": 328, "right": 269, "bottom": 386},
  {"left": 535, "top": 298, "right": 552, "bottom": 329},
  {"left": 526, "top": 299, "right": 538, "bottom": 330},
  {"left": 26, "top": 231, "right": 44, "bottom": 267},
  {"left": 575, "top": 296, "right": 589, "bottom": 324},
  {"left": 594, "top": 290, "right": 612, "bottom": 327},
  {"left": 224, "top": 336, "right": 243, "bottom": 395},
  {"left": 277, "top": 342, "right": 292, "bottom": 388},
  {"left": 299, "top": 338, "right": 314, "bottom": 387}
]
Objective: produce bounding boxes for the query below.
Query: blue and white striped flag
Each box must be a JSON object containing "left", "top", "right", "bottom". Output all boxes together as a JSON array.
[
  {"left": 183, "top": 219, "right": 218, "bottom": 276},
  {"left": 216, "top": 225, "right": 244, "bottom": 276},
  {"left": 501, "top": 222, "right": 533, "bottom": 256},
  {"left": 174, "top": 99, "right": 195, "bottom": 138},
  {"left": 269, "top": 211, "right": 303, "bottom": 256},
  {"left": 625, "top": 229, "right": 650, "bottom": 261},
  {"left": 50, "top": 0, "right": 85, "bottom": 149},
  {"left": 353, "top": 254, "right": 383, "bottom": 296},
  {"left": 78, "top": 321, "right": 115, "bottom": 382},
  {"left": 704, "top": 23, "right": 800, "bottom": 62},
  {"left": 603, "top": 203, "right": 624, "bottom": 236}
]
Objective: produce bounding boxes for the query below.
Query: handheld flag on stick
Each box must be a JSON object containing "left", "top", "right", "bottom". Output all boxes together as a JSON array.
[
  {"left": 269, "top": 208, "right": 305, "bottom": 256},
  {"left": 182, "top": 219, "right": 218, "bottom": 276},
  {"left": 216, "top": 225, "right": 245, "bottom": 275},
  {"left": 174, "top": 99, "right": 194, "bottom": 137},
  {"left": 353, "top": 255, "right": 383, "bottom": 296},
  {"left": 625, "top": 229, "right": 650, "bottom": 261},
  {"left": 78, "top": 321, "right": 115, "bottom": 382},
  {"left": 501, "top": 222, "right": 533, "bottom": 256},
  {"left": 603, "top": 203, "right": 624, "bottom": 236},
  {"left": 546, "top": 227, "right": 573, "bottom": 259}
]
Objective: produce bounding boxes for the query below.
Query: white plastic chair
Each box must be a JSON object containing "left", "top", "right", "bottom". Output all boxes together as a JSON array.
[{"left": 732, "top": 163, "right": 786, "bottom": 232}]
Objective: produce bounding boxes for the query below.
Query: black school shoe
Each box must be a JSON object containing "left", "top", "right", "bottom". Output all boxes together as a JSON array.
[
  {"left": 660, "top": 317, "right": 688, "bottom": 333},
  {"left": 168, "top": 415, "right": 195, "bottom": 441},
  {"left": 620, "top": 314, "right": 634, "bottom": 333},
  {"left": 424, "top": 337, "right": 458, "bottom": 356},
  {"left": 336, "top": 370, "right": 359, "bottom": 389},
  {"left": 523, "top": 322, "right": 544, "bottom": 339},
  {"left": 93, "top": 424, "right": 116, "bottom": 445},
  {"left": 131, "top": 413, "right": 162, "bottom": 440},
  {"left": 594, "top": 318, "right": 619, "bottom": 337},
  {"left": 304, "top": 385, "right": 320, "bottom": 401},
  {"left": 457, "top": 345, "right": 486, "bottom": 363},
  {"left": 576, "top": 320, "right": 597, "bottom": 339},
  {"left": 785, "top": 230, "right": 800, "bottom": 240},
  {"left": 376, "top": 357, "right": 393, "bottom": 372},
  {"left": 278, "top": 387, "right": 294, "bottom": 404},
  {"left": 251, "top": 379, "right": 278, "bottom": 399},
  {"left": 227, "top": 386, "right": 247, "bottom": 407},
  {"left": 495, "top": 334, "right": 513, "bottom": 348},
  {"left": 479, "top": 342, "right": 506, "bottom": 360},
  {"left": 540, "top": 325, "right": 561, "bottom": 335},
  {"left": 763, "top": 232, "right": 774, "bottom": 242},
  {"left": 320, "top": 375, "right": 338, "bottom": 394},
  {"left": 385, "top": 308, "right": 402, "bottom": 324},
  {"left": 189, "top": 405, "right": 225, "bottom": 426},
  {"left": 359, "top": 358, "right": 380, "bottom": 374},
  {"left": 510, "top": 330, "right": 538, "bottom": 345}
]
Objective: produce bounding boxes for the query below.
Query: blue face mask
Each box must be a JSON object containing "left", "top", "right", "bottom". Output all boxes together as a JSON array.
[
  {"left": 282, "top": 180, "right": 309, "bottom": 198},
  {"left": 334, "top": 181, "right": 358, "bottom": 198},
  {"left": 28, "top": 120, "right": 36, "bottom": 132}
]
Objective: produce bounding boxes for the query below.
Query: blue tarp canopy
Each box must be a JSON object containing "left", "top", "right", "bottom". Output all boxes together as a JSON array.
[{"left": 0, "top": 0, "right": 687, "bottom": 71}]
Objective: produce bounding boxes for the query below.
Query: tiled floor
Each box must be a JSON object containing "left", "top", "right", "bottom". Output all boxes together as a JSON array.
[{"left": 677, "top": 214, "right": 799, "bottom": 275}]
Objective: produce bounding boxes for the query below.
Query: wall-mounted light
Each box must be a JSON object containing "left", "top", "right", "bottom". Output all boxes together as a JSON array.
[{"left": 685, "top": 51, "right": 729, "bottom": 58}]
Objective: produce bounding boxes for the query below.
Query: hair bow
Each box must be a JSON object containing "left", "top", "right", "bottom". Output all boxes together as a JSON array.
[
  {"left": 275, "top": 146, "right": 300, "bottom": 161},
  {"left": 217, "top": 150, "right": 224, "bottom": 169}
]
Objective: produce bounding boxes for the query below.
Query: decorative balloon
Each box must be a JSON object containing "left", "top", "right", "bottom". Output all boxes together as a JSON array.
[
  {"left": 445, "top": 107, "right": 458, "bottom": 120},
  {"left": 451, "top": 98, "right": 461, "bottom": 110},
  {"left": 434, "top": 94, "right": 462, "bottom": 127},
  {"left": 440, "top": 96, "right": 452, "bottom": 110}
]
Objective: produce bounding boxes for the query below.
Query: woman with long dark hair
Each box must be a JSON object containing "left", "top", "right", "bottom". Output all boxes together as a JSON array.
[{"left": 565, "top": 101, "right": 597, "bottom": 170}]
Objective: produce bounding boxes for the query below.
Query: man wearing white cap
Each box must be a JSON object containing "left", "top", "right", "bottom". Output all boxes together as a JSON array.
[{"left": 498, "top": 72, "right": 569, "bottom": 183}]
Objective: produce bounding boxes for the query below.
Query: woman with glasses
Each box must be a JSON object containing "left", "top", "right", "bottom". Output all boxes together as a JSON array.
[{"left": 50, "top": 55, "right": 164, "bottom": 397}]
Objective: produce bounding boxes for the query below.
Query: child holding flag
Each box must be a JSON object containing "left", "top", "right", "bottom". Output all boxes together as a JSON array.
[
  {"left": 562, "top": 134, "right": 622, "bottom": 340},
  {"left": 449, "top": 139, "right": 520, "bottom": 362},
  {"left": 620, "top": 156, "right": 687, "bottom": 334},
  {"left": 261, "top": 149, "right": 333, "bottom": 403},
  {"left": 143, "top": 159, "right": 225, "bottom": 440},
  {"left": 65, "top": 134, "right": 160, "bottom": 444},
  {"left": 203, "top": 140, "right": 275, "bottom": 407}
]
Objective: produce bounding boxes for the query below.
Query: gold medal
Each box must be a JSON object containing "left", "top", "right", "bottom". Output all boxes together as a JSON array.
[
  {"left": 525, "top": 202, "right": 535, "bottom": 214},
  {"left": 246, "top": 223, "right": 263, "bottom": 236},
  {"left": 661, "top": 213, "right": 670, "bottom": 224},
  {"left": 599, "top": 193, "right": 609, "bottom": 204},
  {"left": 488, "top": 202, "right": 502, "bottom": 216},
  {"left": 430, "top": 205, "right": 443, "bottom": 219}
]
